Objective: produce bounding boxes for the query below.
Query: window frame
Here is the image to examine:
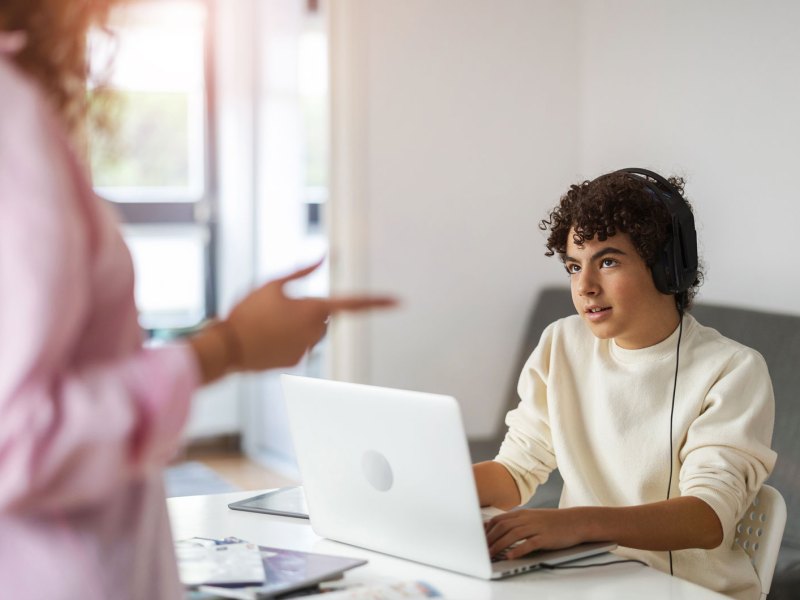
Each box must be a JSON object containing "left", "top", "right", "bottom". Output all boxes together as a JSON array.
[{"left": 94, "top": 0, "right": 219, "bottom": 331}]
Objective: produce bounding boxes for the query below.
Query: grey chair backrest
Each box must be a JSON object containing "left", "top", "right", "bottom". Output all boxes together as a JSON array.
[
  {"left": 475, "top": 287, "right": 800, "bottom": 528},
  {"left": 691, "top": 302, "right": 800, "bottom": 551}
]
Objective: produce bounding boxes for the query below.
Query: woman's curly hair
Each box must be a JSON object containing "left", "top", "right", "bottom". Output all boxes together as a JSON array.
[
  {"left": 539, "top": 171, "right": 703, "bottom": 309},
  {"left": 1, "top": 0, "right": 118, "bottom": 140}
]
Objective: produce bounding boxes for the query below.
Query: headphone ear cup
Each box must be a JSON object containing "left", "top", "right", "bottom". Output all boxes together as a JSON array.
[
  {"left": 651, "top": 243, "right": 674, "bottom": 294},
  {"left": 672, "top": 218, "right": 698, "bottom": 293}
]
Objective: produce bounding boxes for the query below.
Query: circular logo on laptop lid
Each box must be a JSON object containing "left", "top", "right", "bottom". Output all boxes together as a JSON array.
[{"left": 361, "top": 450, "right": 393, "bottom": 492}]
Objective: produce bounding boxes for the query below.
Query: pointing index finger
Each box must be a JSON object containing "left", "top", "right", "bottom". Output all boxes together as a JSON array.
[{"left": 325, "top": 296, "right": 398, "bottom": 313}]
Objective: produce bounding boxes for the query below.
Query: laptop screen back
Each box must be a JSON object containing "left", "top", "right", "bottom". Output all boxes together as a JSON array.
[{"left": 282, "top": 375, "right": 494, "bottom": 579}]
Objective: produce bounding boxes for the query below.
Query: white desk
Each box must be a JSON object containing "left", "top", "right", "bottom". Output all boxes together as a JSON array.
[{"left": 169, "top": 490, "right": 730, "bottom": 599}]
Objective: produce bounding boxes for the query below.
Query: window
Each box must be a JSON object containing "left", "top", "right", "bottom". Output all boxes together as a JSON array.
[{"left": 89, "top": 0, "right": 214, "bottom": 333}]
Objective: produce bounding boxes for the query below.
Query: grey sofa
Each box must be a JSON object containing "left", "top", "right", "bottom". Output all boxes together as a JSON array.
[{"left": 469, "top": 287, "right": 800, "bottom": 598}]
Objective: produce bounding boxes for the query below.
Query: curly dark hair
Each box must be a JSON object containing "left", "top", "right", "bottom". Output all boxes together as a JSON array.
[{"left": 539, "top": 171, "right": 703, "bottom": 309}]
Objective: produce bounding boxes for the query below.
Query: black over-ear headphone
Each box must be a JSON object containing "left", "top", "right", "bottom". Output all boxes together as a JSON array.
[{"left": 614, "top": 168, "right": 698, "bottom": 297}]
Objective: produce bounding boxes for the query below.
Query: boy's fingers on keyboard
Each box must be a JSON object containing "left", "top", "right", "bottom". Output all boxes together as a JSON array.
[
  {"left": 485, "top": 513, "right": 527, "bottom": 545},
  {"left": 504, "top": 536, "right": 546, "bottom": 560},
  {"left": 488, "top": 527, "right": 536, "bottom": 557}
]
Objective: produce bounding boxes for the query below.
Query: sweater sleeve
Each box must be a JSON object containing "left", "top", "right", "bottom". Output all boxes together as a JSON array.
[
  {"left": 0, "top": 64, "right": 201, "bottom": 515},
  {"left": 494, "top": 322, "right": 558, "bottom": 504},
  {"left": 678, "top": 347, "right": 777, "bottom": 548}
]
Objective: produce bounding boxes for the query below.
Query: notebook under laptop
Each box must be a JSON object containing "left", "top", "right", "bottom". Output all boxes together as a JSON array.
[{"left": 281, "top": 375, "right": 615, "bottom": 579}]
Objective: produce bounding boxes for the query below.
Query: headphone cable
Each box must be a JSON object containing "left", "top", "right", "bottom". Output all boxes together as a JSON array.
[{"left": 666, "top": 308, "right": 684, "bottom": 576}]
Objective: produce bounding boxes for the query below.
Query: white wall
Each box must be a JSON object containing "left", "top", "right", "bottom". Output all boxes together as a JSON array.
[
  {"left": 578, "top": 0, "right": 800, "bottom": 315},
  {"left": 330, "top": 0, "right": 581, "bottom": 438},
  {"left": 330, "top": 0, "right": 800, "bottom": 440}
]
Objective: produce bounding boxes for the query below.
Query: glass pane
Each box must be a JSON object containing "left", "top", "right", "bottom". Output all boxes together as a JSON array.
[
  {"left": 123, "top": 225, "right": 207, "bottom": 330},
  {"left": 89, "top": 0, "right": 207, "bottom": 202},
  {"left": 299, "top": 16, "right": 329, "bottom": 237},
  {"left": 299, "top": 25, "right": 329, "bottom": 191}
]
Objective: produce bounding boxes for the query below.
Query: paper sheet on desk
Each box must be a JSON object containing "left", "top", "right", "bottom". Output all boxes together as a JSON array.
[{"left": 176, "top": 538, "right": 265, "bottom": 587}]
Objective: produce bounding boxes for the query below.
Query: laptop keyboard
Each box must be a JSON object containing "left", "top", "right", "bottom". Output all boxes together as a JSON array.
[{"left": 491, "top": 550, "right": 510, "bottom": 563}]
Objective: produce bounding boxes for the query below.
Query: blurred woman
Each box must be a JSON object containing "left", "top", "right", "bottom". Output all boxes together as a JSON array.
[{"left": 0, "top": 2, "right": 393, "bottom": 598}]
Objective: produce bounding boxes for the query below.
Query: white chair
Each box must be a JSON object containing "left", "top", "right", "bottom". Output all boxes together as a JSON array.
[{"left": 734, "top": 484, "right": 787, "bottom": 600}]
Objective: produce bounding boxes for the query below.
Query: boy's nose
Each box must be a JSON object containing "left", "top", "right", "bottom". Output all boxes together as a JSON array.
[{"left": 576, "top": 270, "right": 599, "bottom": 296}]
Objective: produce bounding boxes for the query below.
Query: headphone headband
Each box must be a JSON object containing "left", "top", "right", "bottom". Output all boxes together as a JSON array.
[{"left": 610, "top": 168, "right": 699, "bottom": 298}]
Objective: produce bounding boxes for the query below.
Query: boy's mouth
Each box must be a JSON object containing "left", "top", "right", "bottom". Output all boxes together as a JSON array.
[{"left": 584, "top": 305, "right": 612, "bottom": 321}]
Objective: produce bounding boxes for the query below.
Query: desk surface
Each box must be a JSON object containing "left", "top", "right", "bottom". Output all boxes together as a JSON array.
[{"left": 168, "top": 490, "right": 730, "bottom": 600}]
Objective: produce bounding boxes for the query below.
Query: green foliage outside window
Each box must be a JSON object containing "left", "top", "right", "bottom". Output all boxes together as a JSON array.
[{"left": 90, "top": 90, "right": 190, "bottom": 189}]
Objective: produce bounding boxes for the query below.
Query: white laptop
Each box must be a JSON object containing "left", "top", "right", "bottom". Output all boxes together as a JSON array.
[{"left": 281, "top": 375, "right": 616, "bottom": 579}]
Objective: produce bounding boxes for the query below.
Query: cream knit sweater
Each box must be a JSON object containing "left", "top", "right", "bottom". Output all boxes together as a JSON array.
[{"left": 496, "top": 314, "right": 776, "bottom": 600}]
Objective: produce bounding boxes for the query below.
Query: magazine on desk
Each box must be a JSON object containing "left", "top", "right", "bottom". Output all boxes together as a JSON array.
[{"left": 176, "top": 537, "right": 367, "bottom": 599}]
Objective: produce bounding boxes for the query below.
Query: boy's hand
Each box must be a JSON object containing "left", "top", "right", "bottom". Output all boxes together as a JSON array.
[
  {"left": 485, "top": 508, "right": 587, "bottom": 559},
  {"left": 486, "top": 497, "right": 722, "bottom": 557}
]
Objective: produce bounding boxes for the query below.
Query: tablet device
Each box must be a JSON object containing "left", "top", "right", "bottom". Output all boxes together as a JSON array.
[{"left": 228, "top": 486, "right": 308, "bottom": 519}]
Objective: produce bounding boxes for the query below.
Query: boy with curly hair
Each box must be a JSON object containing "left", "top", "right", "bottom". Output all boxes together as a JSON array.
[{"left": 473, "top": 169, "right": 775, "bottom": 600}]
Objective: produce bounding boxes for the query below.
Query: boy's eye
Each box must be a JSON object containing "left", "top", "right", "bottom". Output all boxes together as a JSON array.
[
  {"left": 565, "top": 263, "right": 580, "bottom": 274},
  {"left": 601, "top": 258, "right": 618, "bottom": 268}
]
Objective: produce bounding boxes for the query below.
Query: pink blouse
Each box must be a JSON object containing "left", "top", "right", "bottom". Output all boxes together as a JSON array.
[{"left": 0, "top": 49, "right": 200, "bottom": 598}]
